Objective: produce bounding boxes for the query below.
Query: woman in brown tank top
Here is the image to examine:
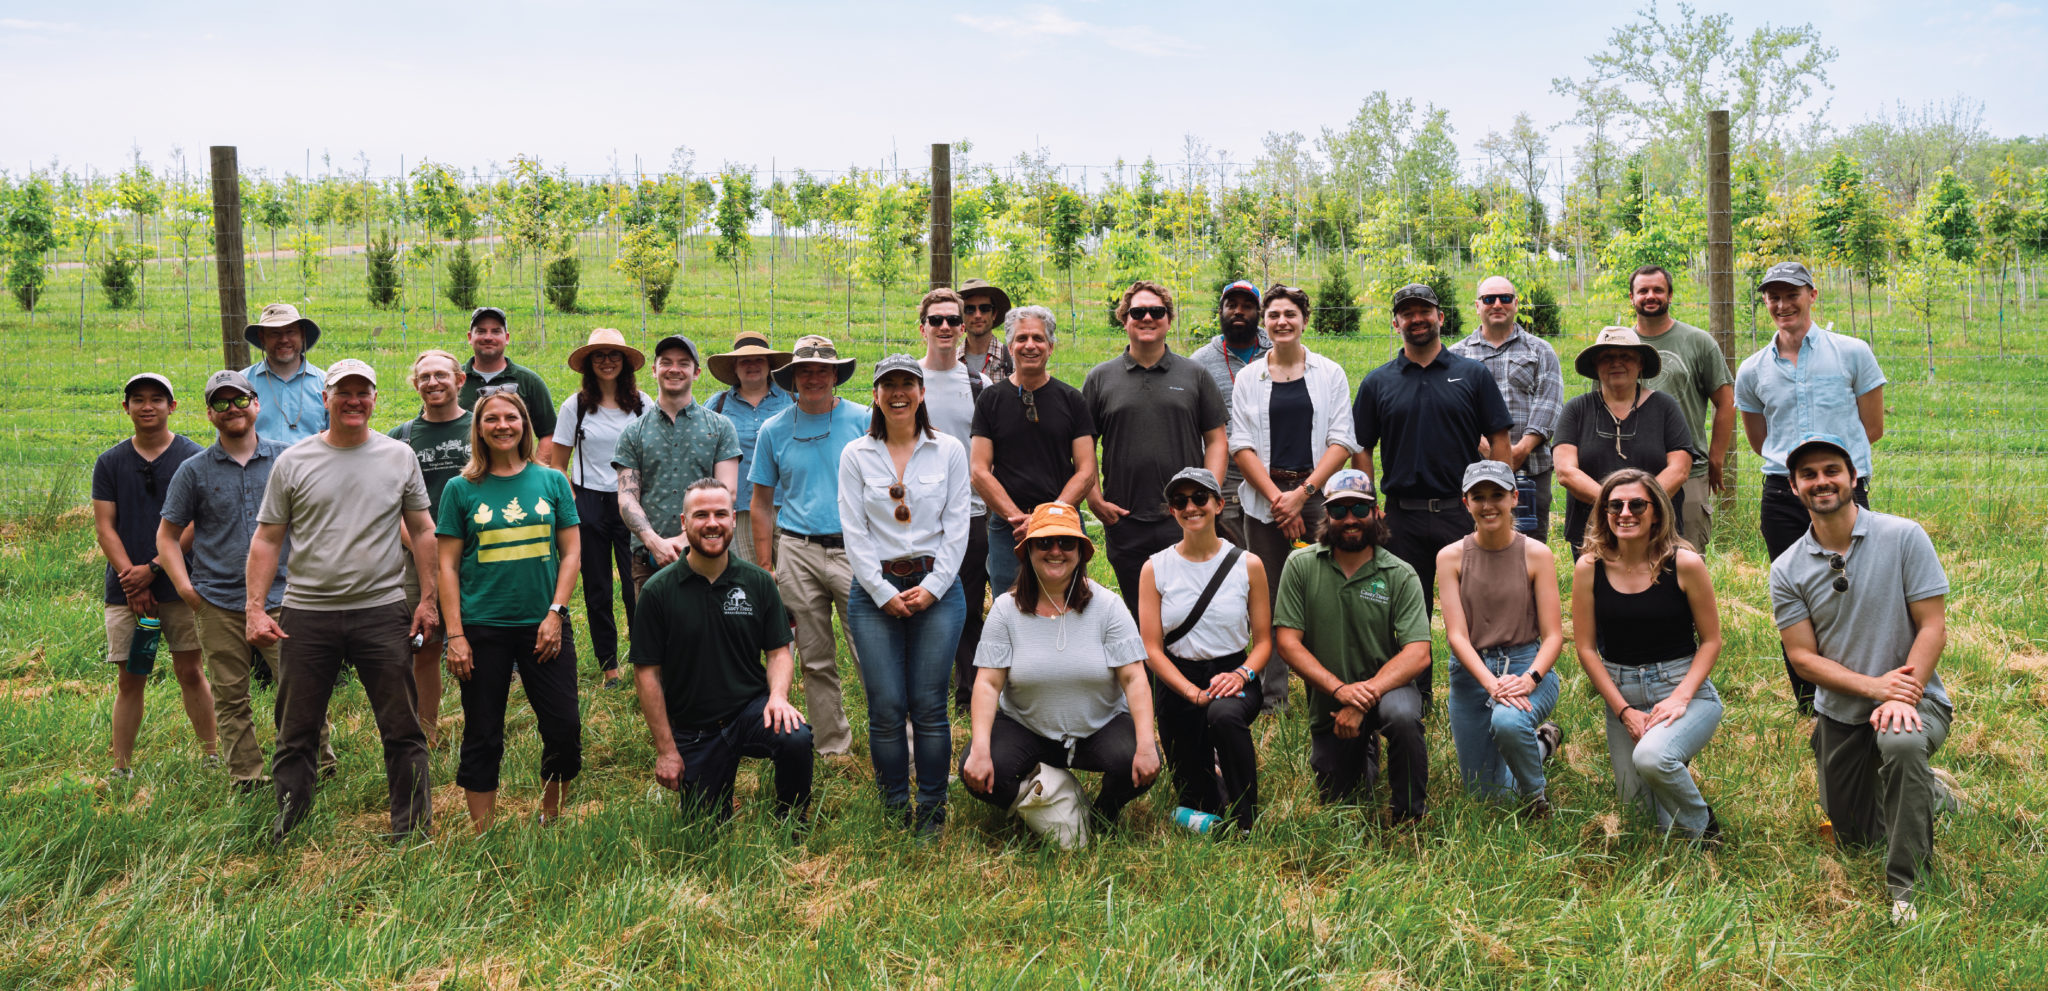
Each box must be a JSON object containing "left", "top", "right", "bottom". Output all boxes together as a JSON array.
[{"left": 1436, "top": 461, "right": 1566, "bottom": 817}]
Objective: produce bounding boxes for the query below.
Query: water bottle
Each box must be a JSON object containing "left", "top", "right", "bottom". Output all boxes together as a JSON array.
[
  {"left": 1513, "top": 472, "right": 1540, "bottom": 534},
  {"left": 1171, "top": 806, "right": 1223, "bottom": 834},
  {"left": 125, "top": 615, "right": 162, "bottom": 676}
]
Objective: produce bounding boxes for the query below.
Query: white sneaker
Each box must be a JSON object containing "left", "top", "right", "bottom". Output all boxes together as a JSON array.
[{"left": 1890, "top": 900, "right": 1918, "bottom": 925}]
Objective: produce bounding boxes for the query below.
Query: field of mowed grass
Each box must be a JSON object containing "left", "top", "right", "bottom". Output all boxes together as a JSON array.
[{"left": 1, "top": 241, "right": 2047, "bottom": 988}]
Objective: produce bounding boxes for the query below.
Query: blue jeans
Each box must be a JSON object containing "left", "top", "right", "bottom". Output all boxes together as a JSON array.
[
  {"left": 1447, "top": 641, "right": 1558, "bottom": 801},
  {"left": 1601, "top": 656, "right": 1723, "bottom": 837},
  {"left": 986, "top": 516, "right": 1021, "bottom": 605},
  {"left": 847, "top": 573, "right": 966, "bottom": 811}
]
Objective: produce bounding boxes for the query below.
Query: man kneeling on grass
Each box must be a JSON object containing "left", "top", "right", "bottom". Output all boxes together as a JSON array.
[{"left": 632, "top": 479, "right": 813, "bottom": 826}]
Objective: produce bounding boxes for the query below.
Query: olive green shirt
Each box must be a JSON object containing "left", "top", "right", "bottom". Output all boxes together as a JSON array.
[
  {"left": 1273, "top": 543, "right": 1431, "bottom": 734},
  {"left": 1637, "top": 319, "right": 1732, "bottom": 480}
]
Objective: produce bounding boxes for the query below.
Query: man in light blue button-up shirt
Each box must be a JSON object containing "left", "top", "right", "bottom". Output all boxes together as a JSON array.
[{"left": 240, "top": 303, "right": 327, "bottom": 446}]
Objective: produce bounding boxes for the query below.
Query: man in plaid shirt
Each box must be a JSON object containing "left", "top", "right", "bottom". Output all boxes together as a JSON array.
[{"left": 1448, "top": 275, "right": 1564, "bottom": 541}]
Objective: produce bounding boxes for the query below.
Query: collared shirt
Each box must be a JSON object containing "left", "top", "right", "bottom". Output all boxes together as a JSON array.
[
  {"left": 611, "top": 400, "right": 741, "bottom": 552},
  {"left": 1273, "top": 543, "right": 1431, "bottom": 736},
  {"left": 708, "top": 383, "right": 794, "bottom": 507},
  {"left": 160, "top": 437, "right": 293, "bottom": 611},
  {"left": 1083, "top": 349, "right": 1227, "bottom": 523},
  {"left": 630, "top": 557, "right": 793, "bottom": 729},
  {"left": 1769, "top": 508, "right": 1950, "bottom": 724},
  {"left": 459, "top": 357, "right": 557, "bottom": 439},
  {"left": 837, "top": 431, "right": 971, "bottom": 607},
  {"left": 1227, "top": 349, "right": 1360, "bottom": 524},
  {"left": 1734, "top": 324, "right": 1885, "bottom": 477},
  {"left": 1637, "top": 319, "right": 1733, "bottom": 480},
  {"left": 241, "top": 359, "right": 327, "bottom": 446},
  {"left": 958, "top": 337, "right": 1012, "bottom": 382},
  {"left": 1448, "top": 325, "right": 1564, "bottom": 476},
  {"left": 748, "top": 398, "right": 872, "bottom": 537},
  {"left": 1352, "top": 347, "right": 1513, "bottom": 499}
]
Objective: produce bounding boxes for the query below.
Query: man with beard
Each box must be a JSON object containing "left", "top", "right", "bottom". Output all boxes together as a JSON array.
[
  {"left": 1448, "top": 276, "right": 1563, "bottom": 541},
  {"left": 1273, "top": 469, "right": 1432, "bottom": 821},
  {"left": 457, "top": 307, "right": 557, "bottom": 461},
  {"left": 632, "top": 479, "right": 813, "bottom": 825},
  {"left": 1191, "top": 280, "right": 1271, "bottom": 545},
  {"left": 1351, "top": 284, "right": 1511, "bottom": 704},
  {"left": 1769, "top": 435, "right": 1960, "bottom": 926},
  {"left": 1629, "top": 266, "right": 1734, "bottom": 548},
  {"left": 614, "top": 335, "right": 742, "bottom": 595},
  {"left": 956, "top": 278, "right": 1013, "bottom": 385},
  {"left": 240, "top": 303, "right": 327, "bottom": 446},
  {"left": 390, "top": 349, "right": 471, "bottom": 744}
]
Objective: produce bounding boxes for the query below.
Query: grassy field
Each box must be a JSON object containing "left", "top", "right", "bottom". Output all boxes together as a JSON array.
[{"left": 1, "top": 240, "right": 2046, "bottom": 988}]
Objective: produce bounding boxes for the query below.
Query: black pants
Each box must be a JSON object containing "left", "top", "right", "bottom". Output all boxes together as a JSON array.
[
  {"left": 952, "top": 513, "right": 990, "bottom": 710},
  {"left": 1154, "top": 653, "right": 1260, "bottom": 831},
  {"left": 456, "top": 623, "right": 583, "bottom": 793},
  {"left": 573, "top": 485, "right": 637, "bottom": 673},
  {"left": 1760, "top": 475, "right": 1870, "bottom": 713},
  {"left": 273, "top": 601, "right": 430, "bottom": 838},
  {"left": 1105, "top": 515, "right": 1183, "bottom": 619},
  {"left": 963, "top": 710, "right": 1155, "bottom": 825},
  {"left": 673, "top": 694, "right": 814, "bottom": 822},
  {"left": 1383, "top": 498, "right": 1475, "bottom": 707},
  {"left": 1308, "top": 682, "right": 1427, "bottom": 820}
]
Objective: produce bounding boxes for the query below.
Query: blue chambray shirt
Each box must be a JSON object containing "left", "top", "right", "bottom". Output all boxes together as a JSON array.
[
  {"left": 241, "top": 359, "right": 328, "bottom": 446},
  {"left": 1733, "top": 325, "right": 1885, "bottom": 477},
  {"left": 707, "top": 383, "right": 794, "bottom": 508}
]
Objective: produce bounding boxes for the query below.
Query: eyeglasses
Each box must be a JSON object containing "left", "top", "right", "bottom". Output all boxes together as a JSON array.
[
  {"left": 1605, "top": 498, "right": 1651, "bottom": 516},
  {"left": 1032, "top": 536, "right": 1081, "bottom": 552},
  {"left": 887, "top": 482, "right": 911, "bottom": 523},
  {"left": 964, "top": 303, "right": 996, "bottom": 315},
  {"left": 924, "top": 314, "right": 963, "bottom": 328},
  {"left": 590, "top": 350, "right": 626, "bottom": 363},
  {"left": 208, "top": 395, "right": 254, "bottom": 412},
  {"left": 1829, "top": 553, "right": 1849, "bottom": 593},
  {"left": 1018, "top": 385, "right": 1039, "bottom": 424},
  {"left": 1479, "top": 293, "right": 1517, "bottom": 305},
  {"left": 1126, "top": 305, "right": 1170, "bottom": 322},
  {"left": 1168, "top": 490, "right": 1215, "bottom": 510},
  {"left": 1325, "top": 501, "right": 1374, "bottom": 520},
  {"left": 139, "top": 461, "right": 157, "bottom": 497}
]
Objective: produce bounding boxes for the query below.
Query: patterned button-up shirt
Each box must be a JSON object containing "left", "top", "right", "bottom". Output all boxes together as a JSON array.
[
  {"left": 611, "top": 399, "right": 741, "bottom": 552},
  {"left": 1448, "top": 326, "right": 1565, "bottom": 476}
]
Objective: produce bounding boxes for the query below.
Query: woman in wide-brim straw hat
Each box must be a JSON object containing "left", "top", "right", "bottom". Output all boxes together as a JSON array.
[
  {"left": 960, "top": 502, "right": 1162, "bottom": 834},
  {"left": 1552, "top": 326, "right": 1700, "bottom": 557},
  {"left": 548, "top": 328, "right": 652, "bottom": 689},
  {"left": 707, "top": 331, "right": 792, "bottom": 387}
]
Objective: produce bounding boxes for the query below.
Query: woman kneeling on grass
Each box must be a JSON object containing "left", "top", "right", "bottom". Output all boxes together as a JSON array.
[
  {"left": 961, "top": 502, "right": 1161, "bottom": 831},
  {"left": 1571, "top": 468, "right": 1724, "bottom": 843},
  {"left": 1139, "top": 467, "right": 1269, "bottom": 835},
  {"left": 436, "top": 392, "right": 584, "bottom": 833}
]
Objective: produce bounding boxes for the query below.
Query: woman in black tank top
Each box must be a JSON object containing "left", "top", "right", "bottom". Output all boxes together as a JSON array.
[{"left": 1571, "top": 468, "right": 1726, "bottom": 844}]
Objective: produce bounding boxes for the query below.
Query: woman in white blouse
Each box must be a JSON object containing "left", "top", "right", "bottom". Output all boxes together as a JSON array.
[
  {"left": 548, "top": 328, "right": 653, "bottom": 689},
  {"left": 839, "top": 354, "right": 971, "bottom": 837},
  {"left": 1228, "top": 284, "right": 1360, "bottom": 711}
]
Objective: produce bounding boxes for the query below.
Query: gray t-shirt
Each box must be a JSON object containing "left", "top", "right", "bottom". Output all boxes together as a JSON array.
[
  {"left": 974, "top": 580, "right": 1148, "bottom": 744},
  {"left": 257, "top": 432, "right": 430, "bottom": 611},
  {"left": 1638, "top": 320, "right": 1733, "bottom": 480},
  {"left": 160, "top": 438, "right": 292, "bottom": 611},
  {"left": 1769, "top": 509, "right": 1951, "bottom": 725},
  {"left": 919, "top": 360, "right": 985, "bottom": 516}
]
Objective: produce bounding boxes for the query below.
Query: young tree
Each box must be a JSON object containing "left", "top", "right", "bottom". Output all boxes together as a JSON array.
[
  {"left": 612, "top": 223, "right": 679, "bottom": 314},
  {"left": 445, "top": 242, "right": 483, "bottom": 311},
  {"left": 1893, "top": 221, "right": 1964, "bottom": 374},
  {"left": 5, "top": 174, "right": 58, "bottom": 314},
  {"left": 852, "top": 179, "right": 915, "bottom": 341},
  {"left": 1477, "top": 112, "right": 1552, "bottom": 249},
  {"left": 713, "top": 165, "right": 758, "bottom": 328},
  {"left": 1313, "top": 256, "right": 1360, "bottom": 336},
  {"left": 366, "top": 230, "right": 401, "bottom": 308},
  {"left": 505, "top": 155, "right": 571, "bottom": 342},
  {"left": 1046, "top": 187, "right": 1088, "bottom": 324}
]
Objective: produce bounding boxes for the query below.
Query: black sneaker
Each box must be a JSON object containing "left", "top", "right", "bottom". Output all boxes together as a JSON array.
[
  {"left": 913, "top": 804, "right": 946, "bottom": 841},
  {"left": 1698, "top": 806, "right": 1726, "bottom": 851},
  {"left": 1536, "top": 722, "right": 1563, "bottom": 762}
]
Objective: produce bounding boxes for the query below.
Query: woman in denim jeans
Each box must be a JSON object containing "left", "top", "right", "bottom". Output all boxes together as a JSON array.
[
  {"left": 838, "top": 355, "right": 971, "bottom": 837},
  {"left": 1572, "top": 468, "right": 1725, "bottom": 842},
  {"left": 1437, "top": 460, "right": 1566, "bottom": 817}
]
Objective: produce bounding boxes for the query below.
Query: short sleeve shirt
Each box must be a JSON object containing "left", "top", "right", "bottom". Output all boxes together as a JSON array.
[
  {"left": 551, "top": 392, "right": 653, "bottom": 492},
  {"left": 257, "top": 433, "right": 430, "bottom": 611},
  {"left": 707, "top": 384, "right": 794, "bottom": 506},
  {"left": 1083, "top": 350, "right": 1227, "bottom": 524},
  {"left": 1769, "top": 509, "right": 1951, "bottom": 725},
  {"left": 159, "top": 437, "right": 292, "bottom": 611},
  {"left": 1734, "top": 325, "right": 1885, "bottom": 477},
  {"left": 1638, "top": 320, "right": 1733, "bottom": 480},
  {"left": 920, "top": 361, "right": 986, "bottom": 516},
  {"left": 971, "top": 377, "right": 1096, "bottom": 512},
  {"left": 459, "top": 358, "right": 557, "bottom": 439},
  {"left": 1273, "top": 544, "right": 1432, "bottom": 735},
  {"left": 630, "top": 557, "right": 793, "bottom": 729},
  {"left": 747, "top": 399, "right": 871, "bottom": 537},
  {"left": 611, "top": 401, "right": 742, "bottom": 552},
  {"left": 435, "top": 462, "right": 580, "bottom": 627},
  {"left": 1352, "top": 348, "right": 1514, "bottom": 498},
  {"left": 388, "top": 412, "right": 472, "bottom": 520},
  {"left": 1553, "top": 390, "right": 1700, "bottom": 548},
  {"left": 92, "top": 435, "right": 204, "bottom": 604},
  {"left": 241, "top": 360, "right": 327, "bottom": 446}
]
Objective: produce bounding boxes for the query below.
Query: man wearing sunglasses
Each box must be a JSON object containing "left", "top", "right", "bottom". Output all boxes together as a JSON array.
[
  {"left": 1085, "top": 280, "right": 1229, "bottom": 616},
  {"left": 1448, "top": 276, "right": 1563, "bottom": 542},
  {"left": 1191, "top": 280, "right": 1271, "bottom": 545},
  {"left": 1768, "top": 435, "right": 1959, "bottom": 926},
  {"left": 916, "top": 289, "right": 994, "bottom": 712},
  {"left": 94, "top": 372, "right": 215, "bottom": 779},
  {"left": 956, "top": 278, "right": 1013, "bottom": 386},
  {"left": 1629, "top": 265, "right": 1734, "bottom": 550}
]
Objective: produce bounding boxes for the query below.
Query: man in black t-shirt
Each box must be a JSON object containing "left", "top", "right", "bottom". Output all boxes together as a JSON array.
[{"left": 631, "top": 479, "right": 812, "bottom": 824}]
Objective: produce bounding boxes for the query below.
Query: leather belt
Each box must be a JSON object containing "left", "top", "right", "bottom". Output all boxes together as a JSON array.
[
  {"left": 1270, "top": 468, "right": 1313, "bottom": 482},
  {"left": 1394, "top": 496, "right": 1460, "bottom": 512},
  {"left": 881, "top": 556, "right": 937, "bottom": 577},
  {"left": 777, "top": 528, "right": 845, "bottom": 549}
]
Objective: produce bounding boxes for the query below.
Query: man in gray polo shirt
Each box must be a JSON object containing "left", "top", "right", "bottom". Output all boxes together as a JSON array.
[{"left": 1769, "top": 434, "right": 1959, "bottom": 926}]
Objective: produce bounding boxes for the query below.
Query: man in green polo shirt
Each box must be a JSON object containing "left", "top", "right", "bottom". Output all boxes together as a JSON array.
[
  {"left": 631, "top": 479, "right": 812, "bottom": 825},
  {"left": 1274, "top": 468, "right": 1432, "bottom": 822},
  {"left": 458, "top": 307, "right": 558, "bottom": 460}
]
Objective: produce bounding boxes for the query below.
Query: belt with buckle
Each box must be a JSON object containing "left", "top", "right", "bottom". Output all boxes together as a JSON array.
[
  {"left": 778, "top": 528, "right": 845, "bottom": 549},
  {"left": 881, "top": 556, "right": 937, "bottom": 577},
  {"left": 1394, "top": 495, "right": 1460, "bottom": 512},
  {"left": 1270, "top": 468, "right": 1313, "bottom": 483}
]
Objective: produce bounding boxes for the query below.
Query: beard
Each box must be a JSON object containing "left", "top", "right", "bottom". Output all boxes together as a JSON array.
[
  {"left": 1633, "top": 298, "right": 1668, "bottom": 319},
  {"left": 1320, "top": 513, "right": 1390, "bottom": 551},
  {"left": 686, "top": 526, "right": 730, "bottom": 558},
  {"left": 1220, "top": 314, "right": 1259, "bottom": 346}
]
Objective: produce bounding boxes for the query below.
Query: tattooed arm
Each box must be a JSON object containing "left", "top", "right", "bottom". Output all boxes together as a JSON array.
[{"left": 617, "top": 467, "right": 678, "bottom": 566}]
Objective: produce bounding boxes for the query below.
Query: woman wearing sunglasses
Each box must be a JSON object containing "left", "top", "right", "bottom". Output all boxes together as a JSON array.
[
  {"left": 1138, "top": 468, "right": 1270, "bottom": 834},
  {"left": 1571, "top": 467, "right": 1724, "bottom": 843},
  {"left": 549, "top": 329, "right": 652, "bottom": 689},
  {"left": 961, "top": 502, "right": 1161, "bottom": 832},
  {"left": 1553, "top": 327, "right": 1699, "bottom": 558},
  {"left": 838, "top": 354, "right": 971, "bottom": 837},
  {"left": 1228, "top": 284, "right": 1359, "bottom": 713}
]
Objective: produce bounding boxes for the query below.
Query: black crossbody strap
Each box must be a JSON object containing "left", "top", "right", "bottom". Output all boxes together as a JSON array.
[{"left": 1163, "top": 545, "right": 1243, "bottom": 647}]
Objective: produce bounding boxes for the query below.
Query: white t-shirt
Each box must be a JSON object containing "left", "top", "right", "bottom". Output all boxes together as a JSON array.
[
  {"left": 919, "top": 359, "right": 985, "bottom": 516},
  {"left": 551, "top": 392, "right": 655, "bottom": 492}
]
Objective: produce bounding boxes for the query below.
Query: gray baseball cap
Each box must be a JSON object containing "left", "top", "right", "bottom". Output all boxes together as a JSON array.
[
  {"left": 1461, "top": 460, "right": 1517, "bottom": 495},
  {"left": 1161, "top": 466, "right": 1222, "bottom": 501},
  {"left": 1390, "top": 283, "right": 1441, "bottom": 313},
  {"left": 653, "top": 334, "right": 702, "bottom": 365},
  {"left": 204, "top": 369, "right": 256, "bottom": 402},
  {"left": 123, "top": 372, "right": 175, "bottom": 399},
  {"left": 1757, "top": 261, "right": 1815, "bottom": 292},
  {"left": 469, "top": 306, "right": 510, "bottom": 329},
  {"left": 871, "top": 353, "right": 926, "bottom": 384},
  {"left": 1786, "top": 432, "right": 1857, "bottom": 476}
]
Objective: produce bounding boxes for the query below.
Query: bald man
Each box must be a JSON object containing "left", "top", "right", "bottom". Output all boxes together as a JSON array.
[{"left": 1448, "top": 276, "right": 1564, "bottom": 540}]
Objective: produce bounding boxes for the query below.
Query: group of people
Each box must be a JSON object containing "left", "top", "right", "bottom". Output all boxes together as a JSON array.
[{"left": 93, "top": 261, "right": 1956, "bottom": 922}]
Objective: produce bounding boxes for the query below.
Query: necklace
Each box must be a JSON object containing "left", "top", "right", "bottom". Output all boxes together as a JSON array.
[{"left": 1605, "top": 385, "right": 1644, "bottom": 460}]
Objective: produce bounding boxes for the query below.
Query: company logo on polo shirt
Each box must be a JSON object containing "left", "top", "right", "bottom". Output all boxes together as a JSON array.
[
  {"left": 1357, "top": 575, "right": 1390, "bottom": 604},
  {"left": 723, "top": 587, "right": 754, "bottom": 617}
]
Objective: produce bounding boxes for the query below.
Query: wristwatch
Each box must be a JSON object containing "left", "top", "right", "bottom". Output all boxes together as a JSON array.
[
  {"left": 1530, "top": 669, "right": 1546, "bottom": 685},
  {"left": 1303, "top": 482, "right": 1320, "bottom": 497},
  {"left": 548, "top": 603, "right": 571, "bottom": 621},
  {"left": 148, "top": 561, "right": 165, "bottom": 576}
]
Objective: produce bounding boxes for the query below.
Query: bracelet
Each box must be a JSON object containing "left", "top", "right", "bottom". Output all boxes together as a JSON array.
[
  {"left": 1234, "top": 665, "right": 1255, "bottom": 683},
  {"left": 445, "top": 634, "right": 466, "bottom": 642}
]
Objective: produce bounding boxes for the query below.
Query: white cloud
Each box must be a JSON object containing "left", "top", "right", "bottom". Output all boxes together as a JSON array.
[{"left": 954, "top": 4, "right": 1198, "bottom": 56}]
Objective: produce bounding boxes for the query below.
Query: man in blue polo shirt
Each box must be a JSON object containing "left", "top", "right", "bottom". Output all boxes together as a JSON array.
[
  {"left": 1351, "top": 283, "right": 1512, "bottom": 704},
  {"left": 240, "top": 303, "right": 327, "bottom": 446}
]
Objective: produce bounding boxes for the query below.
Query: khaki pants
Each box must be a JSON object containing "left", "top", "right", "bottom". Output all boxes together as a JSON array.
[
  {"left": 1678, "top": 476, "right": 1713, "bottom": 550},
  {"left": 775, "top": 535, "right": 860, "bottom": 754},
  {"left": 192, "top": 598, "right": 335, "bottom": 782},
  {"left": 731, "top": 510, "right": 758, "bottom": 565}
]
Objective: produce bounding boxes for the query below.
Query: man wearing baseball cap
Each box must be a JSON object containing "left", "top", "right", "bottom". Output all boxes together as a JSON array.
[
  {"left": 614, "top": 334, "right": 741, "bottom": 594},
  {"left": 241, "top": 302, "right": 327, "bottom": 446},
  {"left": 1735, "top": 261, "right": 1886, "bottom": 714},
  {"left": 1272, "top": 468, "right": 1433, "bottom": 822},
  {"left": 247, "top": 358, "right": 440, "bottom": 843},
  {"left": 1191, "top": 279, "right": 1272, "bottom": 545},
  {"left": 95, "top": 372, "right": 215, "bottom": 778},
  {"left": 458, "top": 306, "right": 558, "bottom": 459}
]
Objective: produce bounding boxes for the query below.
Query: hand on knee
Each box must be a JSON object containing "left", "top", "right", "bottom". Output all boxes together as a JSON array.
[{"left": 1631, "top": 745, "right": 1685, "bottom": 781}]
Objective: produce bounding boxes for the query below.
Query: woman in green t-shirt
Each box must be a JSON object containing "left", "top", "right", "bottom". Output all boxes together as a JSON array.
[{"left": 436, "top": 392, "right": 584, "bottom": 833}]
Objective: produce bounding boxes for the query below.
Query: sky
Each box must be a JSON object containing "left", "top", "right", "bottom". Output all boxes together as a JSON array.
[{"left": 1, "top": 0, "right": 2043, "bottom": 183}]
